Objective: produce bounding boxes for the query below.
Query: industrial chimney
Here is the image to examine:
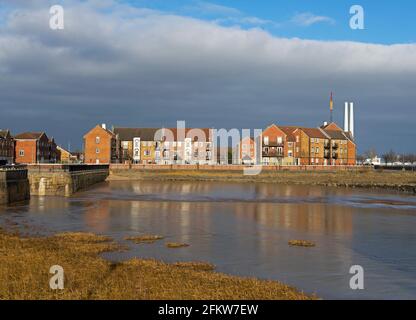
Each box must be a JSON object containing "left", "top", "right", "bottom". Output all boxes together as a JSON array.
[
  {"left": 344, "top": 102, "right": 349, "bottom": 132},
  {"left": 349, "top": 102, "right": 354, "bottom": 138}
]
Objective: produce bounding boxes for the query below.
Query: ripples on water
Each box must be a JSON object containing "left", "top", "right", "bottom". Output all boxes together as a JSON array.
[{"left": 1, "top": 180, "right": 416, "bottom": 299}]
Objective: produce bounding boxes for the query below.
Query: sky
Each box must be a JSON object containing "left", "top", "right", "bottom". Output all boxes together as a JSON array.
[{"left": 0, "top": 0, "right": 415, "bottom": 153}]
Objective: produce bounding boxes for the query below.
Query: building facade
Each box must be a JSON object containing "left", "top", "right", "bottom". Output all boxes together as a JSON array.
[
  {"left": 14, "top": 132, "right": 56, "bottom": 164},
  {"left": 235, "top": 136, "right": 256, "bottom": 165},
  {"left": 234, "top": 122, "right": 356, "bottom": 166},
  {"left": 113, "top": 127, "right": 215, "bottom": 165},
  {"left": 83, "top": 124, "right": 120, "bottom": 164},
  {"left": 0, "top": 130, "right": 15, "bottom": 165}
]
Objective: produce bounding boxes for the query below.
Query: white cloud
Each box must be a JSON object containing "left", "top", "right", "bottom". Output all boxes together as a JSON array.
[
  {"left": 292, "top": 12, "right": 335, "bottom": 26},
  {"left": 184, "top": 1, "right": 241, "bottom": 16},
  {"left": 0, "top": 0, "right": 415, "bottom": 152}
]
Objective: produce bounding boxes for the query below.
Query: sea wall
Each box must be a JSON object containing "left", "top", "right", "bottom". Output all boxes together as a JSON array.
[
  {"left": 108, "top": 164, "right": 416, "bottom": 194},
  {"left": 0, "top": 167, "right": 30, "bottom": 205},
  {"left": 28, "top": 164, "right": 109, "bottom": 197}
]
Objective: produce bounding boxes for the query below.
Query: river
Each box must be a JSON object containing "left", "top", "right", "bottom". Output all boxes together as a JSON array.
[{"left": 1, "top": 180, "right": 416, "bottom": 299}]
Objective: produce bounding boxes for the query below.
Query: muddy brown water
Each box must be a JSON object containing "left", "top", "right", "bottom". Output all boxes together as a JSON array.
[{"left": 1, "top": 180, "right": 416, "bottom": 299}]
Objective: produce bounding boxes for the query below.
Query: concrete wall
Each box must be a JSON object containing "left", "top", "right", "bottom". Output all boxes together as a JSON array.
[
  {"left": 0, "top": 167, "right": 30, "bottom": 205},
  {"left": 28, "top": 164, "right": 109, "bottom": 197},
  {"left": 110, "top": 163, "right": 366, "bottom": 172}
]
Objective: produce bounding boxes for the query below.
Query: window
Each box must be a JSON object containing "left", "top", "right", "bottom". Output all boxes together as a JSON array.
[
  {"left": 178, "top": 142, "right": 182, "bottom": 147},
  {"left": 264, "top": 136, "right": 269, "bottom": 145},
  {"left": 277, "top": 137, "right": 283, "bottom": 144},
  {"left": 96, "top": 136, "right": 100, "bottom": 144},
  {"left": 296, "top": 136, "right": 300, "bottom": 143},
  {"left": 311, "top": 158, "right": 314, "bottom": 164},
  {"left": 96, "top": 148, "right": 100, "bottom": 154},
  {"left": 144, "top": 150, "right": 150, "bottom": 156},
  {"left": 316, "top": 147, "right": 319, "bottom": 153},
  {"left": 316, "top": 158, "right": 319, "bottom": 164},
  {"left": 19, "top": 150, "right": 24, "bottom": 156}
]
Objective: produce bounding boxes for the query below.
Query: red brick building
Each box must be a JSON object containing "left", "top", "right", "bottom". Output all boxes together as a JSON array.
[
  {"left": 14, "top": 132, "right": 55, "bottom": 164},
  {"left": 236, "top": 136, "right": 256, "bottom": 165},
  {"left": 83, "top": 124, "right": 120, "bottom": 164},
  {"left": 0, "top": 130, "right": 15, "bottom": 164}
]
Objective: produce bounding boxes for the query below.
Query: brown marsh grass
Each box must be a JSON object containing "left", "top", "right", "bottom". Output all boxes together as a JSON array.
[
  {"left": 0, "top": 229, "right": 315, "bottom": 300},
  {"left": 288, "top": 240, "right": 316, "bottom": 248}
]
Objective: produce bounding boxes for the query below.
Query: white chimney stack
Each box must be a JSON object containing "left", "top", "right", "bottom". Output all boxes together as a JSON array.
[
  {"left": 349, "top": 102, "right": 354, "bottom": 138},
  {"left": 102, "top": 123, "right": 106, "bottom": 130},
  {"left": 344, "top": 102, "right": 349, "bottom": 132}
]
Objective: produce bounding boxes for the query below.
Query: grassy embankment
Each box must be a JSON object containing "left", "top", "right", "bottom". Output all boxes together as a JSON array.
[
  {"left": 109, "top": 168, "right": 416, "bottom": 193},
  {"left": 0, "top": 229, "right": 314, "bottom": 300}
]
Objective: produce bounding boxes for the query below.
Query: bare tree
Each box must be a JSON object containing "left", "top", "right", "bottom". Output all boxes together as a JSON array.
[{"left": 382, "top": 150, "right": 397, "bottom": 164}]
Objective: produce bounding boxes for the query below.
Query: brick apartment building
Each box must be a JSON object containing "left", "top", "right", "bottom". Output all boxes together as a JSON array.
[
  {"left": 0, "top": 130, "right": 15, "bottom": 165},
  {"left": 235, "top": 121, "right": 356, "bottom": 166},
  {"left": 14, "top": 132, "right": 58, "bottom": 164},
  {"left": 235, "top": 136, "right": 256, "bottom": 165},
  {"left": 113, "top": 127, "right": 215, "bottom": 165},
  {"left": 83, "top": 124, "right": 120, "bottom": 164}
]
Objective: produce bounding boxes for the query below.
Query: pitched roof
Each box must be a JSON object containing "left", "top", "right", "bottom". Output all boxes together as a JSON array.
[
  {"left": 343, "top": 131, "right": 355, "bottom": 142},
  {"left": 297, "top": 127, "right": 328, "bottom": 139},
  {"left": 84, "top": 125, "right": 115, "bottom": 139},
  {"left": 114, "top": 127, "right": 212, "bottom": 142},
  {"left": 113, "top": 128, "right": 158, "bottom": 141},
  {"left": 276, "top": 126, "right": 297, "bottom": 142},
  {"left": 322, "top": 129, "right": 348, "bottom": 140},
  {"left": 0, "top": 130, "right": 10, "bottom": 139},
  {"left": 14, "top": 132, "right": 45, "bottom": 140},
  {"left": 57, "top": 145, "right": 72, "bottom": 154},
  {"left": 320, "top": 122, "right": 343, "bottom": 131}
]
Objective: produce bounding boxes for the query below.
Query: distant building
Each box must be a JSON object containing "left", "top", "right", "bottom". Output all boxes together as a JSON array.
[
  {"left": 0, "top": 130, "right": 15, "bottom": 165},
  {"left": 83, "top": 124, "right": 120, "bottom": 164},
  {"left": 113, "top": 128, "right": 158, "bottom": 164},
  {"left": 234, "top": 121, "right": 356, "bottom": 166},
  {"left": 14, "top": 132, "right": 56, "bottom": 164},
  {"left": 57, "top": 145, "right": 78, "bottom": 163},
  {"left": 113, "top": 127, "right": 215, "bottom": 165},
  {"left": 235, "top": 136, "right": 256, "bottom": 165}
]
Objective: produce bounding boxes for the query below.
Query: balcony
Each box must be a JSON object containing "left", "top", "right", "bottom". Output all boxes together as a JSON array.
[
  {"left": 262, "top": 148, "right": 284, "bottom": 158},
  {"left": 264, "top": 142, "right": 284, "bottom": 147}
]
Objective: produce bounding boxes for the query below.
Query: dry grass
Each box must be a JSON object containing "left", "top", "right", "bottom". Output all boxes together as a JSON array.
[
  {"left": 288, "top": 240, "right": 316, "bottom": 248},
  {"left": 166, "top": 242, "right": 190, "bottom": 248},
  {"left": 124, "top": 234, "right": 164, "bottom": 244},
  {"left": 0, "top": 229, "right": 315, "bottom": 300},
  {"left": 172, "top": 262, "right": 215, "bottom": 272}
]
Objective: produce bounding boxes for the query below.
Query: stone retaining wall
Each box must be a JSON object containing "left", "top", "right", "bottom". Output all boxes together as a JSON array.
[
  {"left": 0, "top": 167, "right": 30, "bottom": 205},
  {"left": 27, "top": 164, "right": 109, "bottom": 197}
]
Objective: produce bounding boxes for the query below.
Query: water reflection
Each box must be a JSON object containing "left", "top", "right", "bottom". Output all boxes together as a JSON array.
[{"left": 1, "top": 180, "right": 416, "bottom": 299}]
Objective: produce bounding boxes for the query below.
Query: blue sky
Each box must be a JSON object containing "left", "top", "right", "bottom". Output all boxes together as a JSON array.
[
  {"left": 121, "top": 0, "right": 416, "bottom": 44},
  {"left": 1, "top": 0, "right": 416, "bottom": 153}
]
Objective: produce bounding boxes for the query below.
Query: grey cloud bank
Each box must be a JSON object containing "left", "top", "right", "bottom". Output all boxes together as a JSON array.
[{"left": 0, "top": 0, "right": 415, "bottom": 153}]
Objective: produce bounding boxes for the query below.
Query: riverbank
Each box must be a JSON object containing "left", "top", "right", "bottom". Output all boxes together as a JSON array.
[
  {"left": 0, "top": 228, "right": 313, "bottom": 300},
  {"left": 108, "top": 168, "right": 416, "bottom": 194}
]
